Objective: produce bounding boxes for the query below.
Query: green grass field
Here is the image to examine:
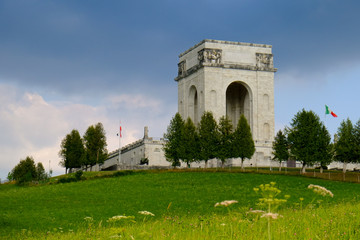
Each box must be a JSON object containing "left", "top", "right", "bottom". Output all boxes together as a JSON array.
[{"left": 1, "top": 170, "right": 360, "bottom": 239}]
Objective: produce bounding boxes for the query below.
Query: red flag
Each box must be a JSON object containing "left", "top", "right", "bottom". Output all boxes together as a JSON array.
[{"left": 120, "top": 126, "right": 122, "bottom": 138}]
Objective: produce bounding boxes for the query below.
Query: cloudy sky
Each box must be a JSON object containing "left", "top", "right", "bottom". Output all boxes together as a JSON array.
[{"left": 1, "top": 0, "right": 360, "bottom": 180}]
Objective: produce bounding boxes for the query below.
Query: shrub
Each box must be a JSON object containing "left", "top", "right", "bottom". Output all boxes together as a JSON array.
[
  {"left": 75, "top": 170, "right": 83, "bottom": 181},
  {"left": 57, "top": 177, "right": 77, "bottom": 184},
  {"left": 112, "top": 170, "right": 135, "bottom": 177}
]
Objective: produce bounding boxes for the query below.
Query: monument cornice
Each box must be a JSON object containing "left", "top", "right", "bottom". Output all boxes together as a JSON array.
[
  {"left": 179, "top": 39, "right": 272, "bottom": 58},
  {"left": 174, "top": 63, "right": 277, "bottom": 81}
]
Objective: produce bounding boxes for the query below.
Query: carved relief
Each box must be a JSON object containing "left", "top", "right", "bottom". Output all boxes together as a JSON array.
[
  {"left": 198, "top": 48, "right": 222, "bottom": 64},
  {"left": 256, "top": 53, "right": 273, "bottom": 70},
  {"left": 178, "top": 61, "right": 186, "bottom": 77}
]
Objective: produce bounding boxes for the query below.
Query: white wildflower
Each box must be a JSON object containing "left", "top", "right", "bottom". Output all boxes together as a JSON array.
[
  {"left": 138, "top": 211, "right": 155, "bottom": 216},
  {"left": 308, "top": 184, "right": 334, "bottom": 197},
  {"left": 247, "top": 209, "right": 265, "bottom": 214},
  {"left": 84, "top": 216, "right": 93, "bottom": 222},
  {"left": 261, "top": 212, "right": 282, "bottom": 219},
  {"left": 107, "top": 215, "right": 134, "bottom": 222},
  {"left": 214, "top": 200, "right": 238, "bottom": 207},
  {"left": 109, "top": 235, "right": 121, "bottom": 239}
]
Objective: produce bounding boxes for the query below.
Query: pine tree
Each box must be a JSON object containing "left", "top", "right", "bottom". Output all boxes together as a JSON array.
[
  {"left": 217, "top": 115, "right": 233, "bottom": 168},
  {"left": 232, "top": 114, "right": 255, "bottom": 170},
  {"left": 272, "top": 129, "right": 289, "bottom": 172},
  {"left": 198, "top": 112, "right": 219, "bottom": 168},
  {"left": 163, "top": 113, "right": 185, "bottom": 167},
  {"left": 335, "top": 118, "right": 358, "bottom": 173},
  {"left": 353, "top": 119, "right": 360, "bottom": 163},
  {"left": 182, "top": 117, "right": 198, "bottom": 167},
  {"left": 316, "top": 125, "right": 332, "bottom": 173},
  {"left": 35, "top": 162, "right": 47, "bottom": 181}
]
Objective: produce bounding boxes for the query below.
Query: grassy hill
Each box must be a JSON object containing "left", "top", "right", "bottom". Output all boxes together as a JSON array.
[{"left": 1, "top": 169, "right": 360, "bottom": 239}]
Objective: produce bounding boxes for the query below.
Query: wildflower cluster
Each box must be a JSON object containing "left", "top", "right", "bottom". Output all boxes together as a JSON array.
[
  {"left": 84, "top": 216, "right": 93, "bottom": 222},
  {"left": 138, "top": 211, "right": 155, "bottom": 216},
  {"left": 253, "top": 182, "right": 289, "bottom": 240},
  {"left": 308, "top": 184, "right": 334, "bottom": 197},
  {"left": 214, "top": 200, "right": 238, "bottom": 207},
  {"left": 107, "top": 215, "right": 135, "bottom": 223},
  {"left": 254, "top": 182, "right": 289, "bottom": 211},
  {"left": 247, "top": 209, "right": 265, "bottom": 214},
  {"left": 260, "top": 212, "right": 282, "bottom": 220}
]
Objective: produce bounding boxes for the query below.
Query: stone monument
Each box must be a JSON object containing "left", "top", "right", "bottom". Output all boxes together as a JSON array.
[{"left": 175, "top": 39, "right": 276, "bottom": 166}]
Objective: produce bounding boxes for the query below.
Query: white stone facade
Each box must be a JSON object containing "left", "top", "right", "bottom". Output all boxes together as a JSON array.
[
  {"left": 176, "top": 39, "right": 276, "bottom": 166},
  {"left": 87, "top": 126, "right": 170, "bottom": 171}
]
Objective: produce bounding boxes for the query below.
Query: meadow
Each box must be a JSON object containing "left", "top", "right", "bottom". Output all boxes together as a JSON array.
[{"left": 1, "top": 169, "right": 360, "bottom": 239}]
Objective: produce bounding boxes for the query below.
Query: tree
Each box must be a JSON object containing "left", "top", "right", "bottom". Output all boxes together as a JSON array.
[
  {"left": 316, "top": 125, "right": 332, "bottom": 173},
  {"left": 181, "top": 117, "right": 198, "bottom": 167},
  {"left": 11, "top": 156, "right": 37, "bottom": 184},
  {"left": 335, "top": 118, "right": 358, "bottom": 173},
  {"left": 232, "top": 114, "right": 255, "bottom": 170},
  {"left": 59, "top": 129, "right": 85, "bottom": 174},
  {"left": 353, "top": 119, "right": 360, "bottom": 162},
  {"left": 287, "top": 109, "right": 330, "bottom": 173},
  {"left": 198, "top": 111, "right": 219, "bottom": 168},
  {"left": 9, "top": 157, "right": 49, "bottom": 184},
  {"left": 217, "top": 115, "right": 234, "bottom": 168},
  {"left": 272, "top": 129, "right": 289, "bottom": 172},
  {"left": 83, "top": 123, "right": 108, "bottom": 170},
  {"left": 36, "top": 162, "right": 48, "bottom": 181},
  {"left": 163, "top": 113, "right": 185, "bottom": 167},
  {"left": 7, "top": 172, "right": 13, "bottom": 182}
]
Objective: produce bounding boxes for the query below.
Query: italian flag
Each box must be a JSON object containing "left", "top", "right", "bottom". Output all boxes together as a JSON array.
[
  {"left": 325, "top": 105, "right": 337, "bottom": 117},
  {"left": 117, "top": 125, "right": 122, "bottom": 138}
]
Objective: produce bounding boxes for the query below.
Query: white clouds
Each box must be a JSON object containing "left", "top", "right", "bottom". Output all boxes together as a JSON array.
[
  {"left": 0, "top": 84, "right": 171, "bottom": 181},
  {"left": 0, "top": 85, "right": 92, "bottom": 178}
]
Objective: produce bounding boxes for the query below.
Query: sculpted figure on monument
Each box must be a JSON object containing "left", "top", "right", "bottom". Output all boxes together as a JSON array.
[
  {"left": 256, "top": 53, "right": 273, "bottom": 70},
  {"left": 198, "top": 49, "right": 205, "bottom": 63},
  {"left": 178, "top": 61, "right": 186, "bottom": 76},
  {"left": 198, "top": 48, "right": 222, "bottom": 64}
]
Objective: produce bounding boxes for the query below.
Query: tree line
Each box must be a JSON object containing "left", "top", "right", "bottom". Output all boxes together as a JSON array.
[
  {"left": 8, "top": 109, "right": 360, "bottom": 184},
  {"left": 163, "top": 112, "right": 255, "bottom": 169},
  {"left": 59, "top": 122, "right": 108, "bottom": 174},
  {"left": 272, "top": 109, "right": 360, "bottom": 173}
]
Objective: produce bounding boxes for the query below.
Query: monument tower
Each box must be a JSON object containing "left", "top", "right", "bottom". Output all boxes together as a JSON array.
[{"left": 175, "top": 39, "right": 276, "bottom": 165}]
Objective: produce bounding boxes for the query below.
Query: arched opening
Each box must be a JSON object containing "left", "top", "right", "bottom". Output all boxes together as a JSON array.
[
  {"left": 226, "top": 82, "right": 251, "bottom": 128},
  {"left": 188, "top": 85, "right": 198, "bottom": 125}
]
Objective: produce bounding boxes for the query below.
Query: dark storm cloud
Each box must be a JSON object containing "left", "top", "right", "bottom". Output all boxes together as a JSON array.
[{"left": 1, "top": 0, "right": 359, "bottom": 98}]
